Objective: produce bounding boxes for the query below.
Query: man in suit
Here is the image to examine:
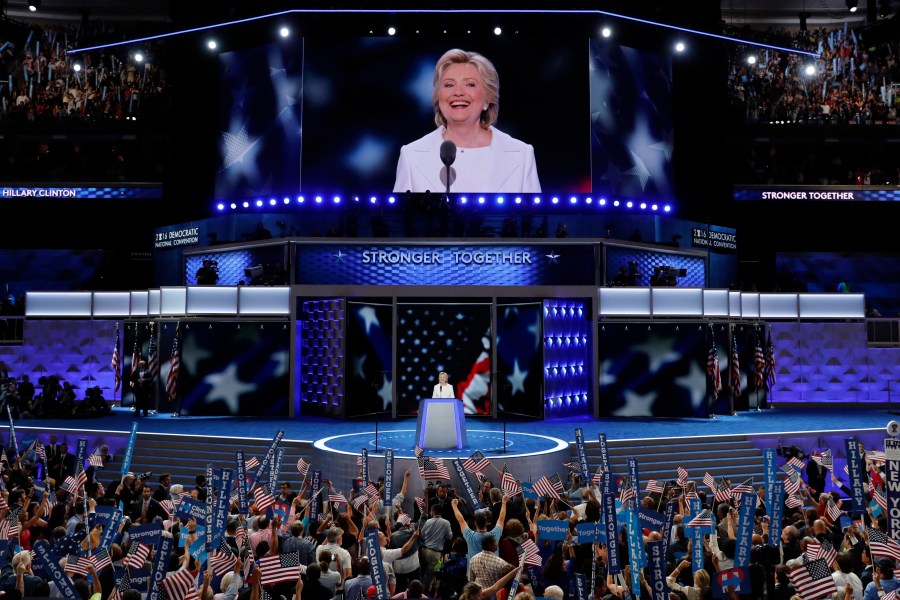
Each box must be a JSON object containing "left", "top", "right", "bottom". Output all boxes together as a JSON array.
[
  {"left": 153, "top": 473, "right": 171, "bottom": 503},
  {"left": 130, "top": 484, "right": 165, "bottom": 524},
  {"left": 49, "top": 442, "right": 75, "bottom": 485},
  {"left": 130, "top": 360, "right": 154, "bottom": 417}
]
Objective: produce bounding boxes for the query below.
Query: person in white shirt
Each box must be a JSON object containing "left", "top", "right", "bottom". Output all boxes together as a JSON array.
[{"left": 432, "top": 372, "right": 455, "bottom": 398}]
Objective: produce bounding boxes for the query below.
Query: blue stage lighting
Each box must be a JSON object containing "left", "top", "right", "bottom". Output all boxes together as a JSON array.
[
  {"left": 315, "top": 196, "right": 322, "bottom": 203},
  {"left": 333, "top": 196, "right": 341, "bottom": 204},
  {"left": 256, "top": 199, "right": 263, "bottom": 207},
  {"left": 515, "top": 197, "right": 522, "bottom": 204},
  {"left": 551, "top": 197, "right": 559, "bottom": 204},
  {"left": 242, "top": 201, "right": 250, "bottom": 208},
  {"left": 216, "top": 203, "right": 224, "bottom": 211}
]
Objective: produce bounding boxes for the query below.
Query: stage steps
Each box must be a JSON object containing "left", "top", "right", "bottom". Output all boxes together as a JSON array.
[{"left": 572, "top": 434, "right": 766, "bottom": 490}]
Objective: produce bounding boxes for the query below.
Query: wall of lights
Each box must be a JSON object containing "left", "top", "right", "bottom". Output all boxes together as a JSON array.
[
  {"left": 542, "top": 299, "right": 592, "bottom": 417},
  {"left": 298, "top": 299, "right": 346, "bottom": 417}
]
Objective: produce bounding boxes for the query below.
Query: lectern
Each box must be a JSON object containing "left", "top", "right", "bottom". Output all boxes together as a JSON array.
[{"left": 415, "top": 398, "right": 468, "bottom": 450}]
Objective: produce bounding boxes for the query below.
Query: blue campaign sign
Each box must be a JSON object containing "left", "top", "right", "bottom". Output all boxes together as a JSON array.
[
  {"left": 575, "top": 522, "right": 607, "bottom": 543},
  {"left": 638, "top": 507, "right": 666, "bottom": 532},
  {"left": 713, "top": 566, "right": 752, "bottom": 599},
  {"left": 537, "top": 520, "right": 571, "bottom": 541},
  {"left": 522, "top": 481, "right": 538, "bottom": 500},
  {"left": 127, "top": 523, "right": 163, "bottom": 546}
]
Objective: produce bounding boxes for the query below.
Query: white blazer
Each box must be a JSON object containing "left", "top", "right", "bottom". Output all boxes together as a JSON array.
[
  {"left": 432, "top": 383, "right": 455, "bottom": 398},
  {"left": 393, "top": 126, "right": 541, "bottom": 194}
]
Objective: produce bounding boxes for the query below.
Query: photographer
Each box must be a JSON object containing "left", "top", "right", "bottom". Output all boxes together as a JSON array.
[{"left": 195, "top": 259, "right": 219, "bottom": 286}]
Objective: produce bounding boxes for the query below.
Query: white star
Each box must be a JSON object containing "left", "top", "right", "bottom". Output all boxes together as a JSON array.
[
  {"left": 633, "top": 333, "right": 681, "bottom": 373},
  {"left": 527, "top": 313, "right": 542, "bottom": 348},
  {"left": 377, "top": 374, "right": 393, "bottom": 411},
  {"left": 506, "top": 359, "right": 528, "bottom": 395},
  {"left": 599, "top": 358, "right": 617, "bottom": 386},
  {"left": 612, "top": 389, "right": 657, "bottom": 417},
  {"left": 204, "top": 363, "right": 255, "bottom": 414},
  {"left": 220, "top": 122, "right": 261, "bottom": 171},
  {"left": 357, "top": 306, "right": 379, "bottom": 335},
  {"left": 675, "top": 360, "right": 708, "bottom": 410},
  {"left": 650, "top": 140, "right": 673, "bottom": 161},
  {"left": 181, "top": 332, "right": 212, "bottom": 375},
  {"left": 624, "top": 150, "right": 651, "bottom": 191},
  {"left": 334, "top": 250, "right": 345, "bottom": 263},
  {"left": 546, "top": 251, "right": 560, "bottom": 264},
  {"left": 271, "top": 350, "right": 290, "bottom": 378},
  {"left": 352, "top": 354, "right": 367, "bottom": 380}
]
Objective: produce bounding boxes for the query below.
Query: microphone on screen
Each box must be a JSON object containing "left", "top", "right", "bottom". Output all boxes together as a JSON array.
[{"left": 440, "top": 140, "right": 457, "bottom": 197}]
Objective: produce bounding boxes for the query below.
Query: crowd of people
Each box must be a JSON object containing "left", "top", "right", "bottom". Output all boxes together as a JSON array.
[
  {"left": 0, "top": 432, "right": 894, "bottom": 600},
  {"left": 0, "top": 375, "right": 112, "bottom": 420},
  {"left": 728, "top": 24, "right": 900, "bottom": 125}
]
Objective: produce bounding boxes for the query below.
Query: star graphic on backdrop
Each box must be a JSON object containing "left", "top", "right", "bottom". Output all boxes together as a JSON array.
[
  {"left": 675, "top": 360, "right": 708, "bottom": 410},
  {"left": 613, "top": 389, "right": 657, "bottom": 417},
  {"left": 599, "top": 358, "right": 617, "bottom": 386},
  {"left": 204, "top": 363, "right": 255, "bottom": 414},
  {"left": 545, "top": 251, "right": 560, "bottom": 264},
  {"left": 333, "top": 250, "right": 345, "bottom": 263},
  {"left": 352, "top": 354, "right": 367, "bottom": 380},
  {"left": 633, "top": 334, "right": 681, "bottom": 373},
  {"left": 377, "top": 375, "right": 393, "bottom": 411},
  {"left": 181, "top": 333, "right": 213, "bottom": 375},
  {"left": 221, "top": 122, "right": 261, "bottom": 171},
  {"left": 358, "top": 306, "right": 379, "bottom": 335},
  {"left": 271, "top": 350, "right": 290, "bottom": 377},
  {"left": 624, "top": 150, "right": 651, "bottom": 191},
  {"left": 507, "top": 359, "right": 528, "bottom": 396},
  {"left": 527, "top": 313, "right": 542, "bottom": 348}
]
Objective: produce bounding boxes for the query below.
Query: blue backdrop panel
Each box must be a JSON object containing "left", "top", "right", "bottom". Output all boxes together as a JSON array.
[
  {"left": 543, "top": 299, "right": 592, "bottom": 418},
  {"left": 605, "top": 246, "right": 705, "bottom": 287},
  {"left": 295, "top": 243, "right": 597, "bottom": 286},
  {"left": 185, "top": 246, "right": 287, "bottom": 286},
  {"left": 496, "top": 301, "right": 544, "bottom": 418},
  {"left": 176, "top": 320, "right": 290, "bottom": 417},
  {"left": 344, "top": 301, "right": 393, "bottom": 418},
  {"left": 598, "top": 322, "right": 708, "bottom": 418}
]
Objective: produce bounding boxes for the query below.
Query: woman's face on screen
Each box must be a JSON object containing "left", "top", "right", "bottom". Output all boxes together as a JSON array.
[{"left": 438, "top": 63, "right": 486, "bottom": 127}]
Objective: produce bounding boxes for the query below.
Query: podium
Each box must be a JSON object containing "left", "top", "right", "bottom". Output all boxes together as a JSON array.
[{"left": 415, "top": 398, "right": 468, "bottom": 450}]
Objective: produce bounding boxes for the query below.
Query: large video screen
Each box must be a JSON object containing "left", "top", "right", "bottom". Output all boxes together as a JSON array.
[{"left": 215, "top": 36, "right": 672, "bottom": 201}]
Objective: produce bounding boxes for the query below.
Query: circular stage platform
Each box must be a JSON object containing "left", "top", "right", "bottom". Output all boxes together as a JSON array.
[{"left": 313, "top": 428, "right": 570, "bottom": 490}]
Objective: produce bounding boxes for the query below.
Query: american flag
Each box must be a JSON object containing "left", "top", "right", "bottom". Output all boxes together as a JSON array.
[
  {"left": 63, "top": 472, "right": 87, "bottom": 494},
  {"left": 253, "top": 485, "right": 277, "bottom": 512},
  {"left": 519, "top": 538, "right": 542, "bottom": 566},
  {"left": 131, "top": 329, "right": 140, "bottom": 376},
  {"left": 415, "top": 445, "right": 424, "bottom": 459},
  {"left": 363, "top": 482, "right": 380, "bottom": 498},
  {"left": 784, "top": 471, "right": 801, "bottom": 496},
  {"left": 825, "top": 498, "right": 842, "bottom": 522},
  {"left": 592, "top": 465, "right": 605, "bottom": 486},
  {"left": 868, "top": 451, "right": 887, "bottom": 464},
  {"left": 753, "top": 331, "right": 766, "bottom": 390},
  {"left": 258, "top": 551, "right": 302, "bottom": 585},
  {"left": 714, "top": 479, "right": 733, "bottom": 503},
  {"left": 415, "top": 497, "right": 425, "bottom": 513},
  {"left": 296, "top": 458, "right": 310, "bottom": 478},
  {"left": 786, "top": 456, "right": 805, "bottom": 471},
  {"left": 874, "top": 487, "right": 888, "bottom": 512},
  {"left": 65, "top": 554, "right": 92, "bottom": 576},
  {"left": 463, "top": 450, "right": 491, "bottom": 475},
  {"left": 110, "top": 568, "right": 132, "bottom": 600},
  {"left": 812, "top": 449, "right": 833, "bottom": 470},
  {"left": 234, "top": 524, "right": 247, "bottom": 550},
  {"left": 676, "top": 466, "right": 689, "bottom": 485},
  {"left": 685, "top": 509, "right": 714, "bottom": 529},
  {"left": 90, "top": 549, "right": 112, "bottom": 571},
  {"left": 166, "top": 324, "right": 181, "bottom": 402},
  {"left": 730, "top": 333, "right": 741, "bottom": 397},
  {"left": 646, "top": 480, "right": 664, "bottom": 494},
  {"left": 806, "top": 540, "right": 837, "bottom": 569},
  {"left": 328, "top": 491, "right": 349, "bottom": 506},
  {"left": 352, "top": 494, "right": 370, "bottom": 511},
  {"left": 703, "top": 472, "right": 717, "bottom": 490},
  {"left": 868, "top": 528, "right": 900, "bottom": 561},
  {"left": 88, "top": 452, "right": 104, "bottom": 468},
  {"left": 765, "top": 330, "right": 777, "bottom": 389},
  {"left": 501, "top": 464, "right": 521, "bottom": 496},
  {"left": 30, "top": 440, "right": 46, "bottom": 463},
  {"left": 159, "top": 500, "right": 175, "bottom": 520},
  {"left": 533, "top": 474, "right": 562, "bottom": 499},
  {"left": 617, "top": 477, "right": 635, "bottom": 505},
  {"left": 160, "top": 567, "right": 196, "bottom": 600},
  {"left": 884, "top": 591, "right": 900, "bottom": 600},
  {"left": 147, "top": 325, "right": 160, "bottom": 379},
  {"left": 563, "top": 460, "right": 580, "bottom": 474},
  {"left": 417, "top": 454, "right": 450, "bottom": 481},
  {"left": 396, "top": 513, "right": 411, "bottom": 527},
  {"left": 245, "top": 457, "right": 260, "bottom": 471},
  {"left": 785, "top": 495, "right": 804, "bottom": 509},
  {"left": 707, "top": 334, "right": 722, "bottom": 399},
  {"left": 112, "top": 323, "right": 121, "bottom": 394},
  {"left": 732, "top": 478, "right": 754, "bottom": 496},
  {"left": 786, "top": 558, "right": 837, "bottom": 600},
  {"left": 122, "top": 541, "right": 152, "bottom": 569},
  {"left": 209, "top": 543, "right": 237, "bottom": 577}
]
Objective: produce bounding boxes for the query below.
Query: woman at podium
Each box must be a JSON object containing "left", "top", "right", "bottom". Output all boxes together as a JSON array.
[{"left": 432, "top": 371, "right": 455, "bottom": 398}]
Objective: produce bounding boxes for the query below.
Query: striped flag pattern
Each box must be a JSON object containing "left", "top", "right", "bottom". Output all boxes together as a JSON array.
[
  {"left": 296, "top": 458, "right": 309, "bottom": 478},
  {"left": 869, "top": 528, "right": 900, "bottom": 561},
  {"left": 417, "top": 454, "right": 450, "bottom": 481},
  {"left": 166, "top": 324, "right": 181, "bottom": 402},
  {"left": 753, "top": 331, "right": 766, "bottom": 390},
  {"left": 112, "top": 323, "right": 121, "bottom": 393},
  {"left": 707, "top": 333, "right": 722, "bottom": 399},
  {"left": 533, "top": 475, "right": 561, "bottom": 499},
  {"left": 730, "top": 334, "right": 741, "bottom": 397},
  {"left": 253, "top": 486, "right": 277, "bottom": 512},
  {"left": 258, "top": 552, "right": 302, "bottom": 585},
  {"left": 463, "top": 450, "right": 491, "bottom": 475},
  {"left": 765, "top": 330, "right": 777, "bottom": 389},
  {"left": 160, "top": 567, "right": 196, "bottom": 600},
  {"left": 501, "top": 464, "right": 521, "bottom": 496},
  {"left": 786, "top": 558, "right": 836, "bottom": 600},
  {"left": 122, "top": 541, "right": 152, "bottom": 569}
]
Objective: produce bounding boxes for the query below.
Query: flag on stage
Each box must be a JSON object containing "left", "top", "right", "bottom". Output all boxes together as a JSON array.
[
  {"left": 160, "top": 567, "right": 196, "bottom": 600},
  {"left": 754, "top": 330, "right": 766, "bottom": 390},
  {"left": 166, "top": 323, "right": 181, "bottom": 402},
  {"left": 730, "top": 334, "right": 741, "bottom": 397},
  {"left": 122, "top": 541, "right": 152, "bottom": 569},
  {"left": 258, "top": 552, "right": 302, "bottom": 585},
  {"left": 501, "top": 464, "right": 521, "bottom": 496},
  {"left": 786, "top": 558, "right": 837, "bottom": 600},
  {"left": 112, "top": 323, "right": 121, "bottom": 393},
  {"left": 417, "top": 454, "right": 450, "bottom": 481},
  {"left": 868, "top": 528, "right": 900, "bottom": 561},
  {"left": 147, "top": 326, "right": 159, "bottom": 380},
  {"left": 765, "top": 330, "right": 777, "bottom": 389},
  {"left": 296, "top": 458, "right": 309, "bottom": 478},
  {"left": 707, "top": 332, "right": 722, "bottom": 399},
  {"left": 463, "top": 450, "right": 491, "bottom": 475},
  {"left": 131, "top": 328, "right": 140, "bottom": 376}
]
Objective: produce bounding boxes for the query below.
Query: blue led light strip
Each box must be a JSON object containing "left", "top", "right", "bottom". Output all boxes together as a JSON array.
[{"left": 66, "top": 8, "right": 820, "bottom": 58}]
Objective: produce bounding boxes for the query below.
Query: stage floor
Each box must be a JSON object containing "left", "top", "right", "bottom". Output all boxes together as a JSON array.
[{"left": 13, "top": 406, "right": 891, "bottom": 444}]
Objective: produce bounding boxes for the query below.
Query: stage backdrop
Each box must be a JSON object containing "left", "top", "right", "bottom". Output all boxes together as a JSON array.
[{"left": 598, "top": 321, "right": 709, "bottom": 418}]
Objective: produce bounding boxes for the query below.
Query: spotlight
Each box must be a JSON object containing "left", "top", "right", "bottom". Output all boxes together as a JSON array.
[
  {"left": 28, "top": 0, "right": 39, "bottom": 11},
  {"left": 494, "top": 27, "right": 502, "bottom": 35},
  {"left": 747, "top": 55, "right": 757, "bottom": 65},
  {"left": 134, "top": 52, "right": 144, "bottom": 63},
  {"left": 73, "top": 63, "right": 82, "bottom": 72},
  {"left": 674, "top": 41, "right": 686, "bottom": 53},
  {"left": 601, "top": 26, "right": 612, "bottom": 38},
  {"left": 804, "top": 64, "right": 816, "bottom": 76},
  {"left": 387, "top": 27, "right": 396, "bottom": 35},
  {"left": 207, "top": 40, "right": 217, "bottom": 50},
  {"left": 279, "top": 27, "right": 290, "bottom": 38},
  {"left": 846, "top": 0, "right": 858, "bottom": 11}
]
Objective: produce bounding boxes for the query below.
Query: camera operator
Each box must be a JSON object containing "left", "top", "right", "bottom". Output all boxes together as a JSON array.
[{"left": 196, "top": 259, "right": 219, "bottom": 286}]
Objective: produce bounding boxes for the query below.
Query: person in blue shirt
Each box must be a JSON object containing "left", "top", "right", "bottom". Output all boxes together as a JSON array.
[{"left": 863, "top": 558, "right": 899, "bottom": 600}]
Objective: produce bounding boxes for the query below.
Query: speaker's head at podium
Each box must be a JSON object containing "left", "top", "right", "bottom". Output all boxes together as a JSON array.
[{"left": 432, "top": 371, "right": 456, "bottom": 398}]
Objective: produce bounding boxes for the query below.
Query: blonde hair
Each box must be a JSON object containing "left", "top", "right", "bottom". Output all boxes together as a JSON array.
[
  {"left": 694, "top": 569, "right": 710, "bottom": 588},
  {"left": 432, "top": 49, "right": 499, "bottom": 131}
]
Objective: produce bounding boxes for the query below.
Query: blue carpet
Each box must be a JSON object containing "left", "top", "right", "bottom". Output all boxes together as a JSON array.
[{"left": 9, "top": 407, "right": 890, "bottom": 443}]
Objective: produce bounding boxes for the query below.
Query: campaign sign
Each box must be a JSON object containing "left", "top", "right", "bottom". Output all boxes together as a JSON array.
[
  {"left": 713, "top": 566, "right": 751, "bottom": 599},
  {"left": 537, "top": 520, "right": 571, "bottom": 541}
]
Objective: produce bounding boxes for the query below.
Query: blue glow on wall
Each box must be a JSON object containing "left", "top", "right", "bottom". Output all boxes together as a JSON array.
[
  {"left": 298, "top": 299, "right": 345, "bottom": 417},
  {"left": 542, "top": 299, "right": 591, "bottom": 417}
]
